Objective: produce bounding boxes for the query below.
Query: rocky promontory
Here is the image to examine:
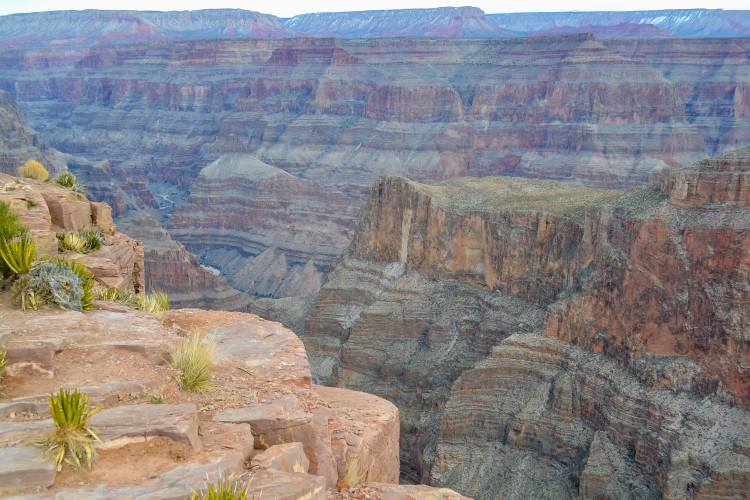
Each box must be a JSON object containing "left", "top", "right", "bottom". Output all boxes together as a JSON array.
[
  {"left": 300, "top": 148, "right": 750, "bottom": 498},
  {"left": 0, "top": 184, "right": 465, "bottom": 499}
]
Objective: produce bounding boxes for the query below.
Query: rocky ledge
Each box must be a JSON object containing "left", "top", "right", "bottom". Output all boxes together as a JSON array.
[{"left": 0, "top": 290, "right": 465, "bottom": 498}]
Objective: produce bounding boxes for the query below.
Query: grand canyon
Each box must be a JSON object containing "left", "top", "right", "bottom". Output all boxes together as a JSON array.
[{"left": 0, "top": 6, "right": 749, "bottom": 499}]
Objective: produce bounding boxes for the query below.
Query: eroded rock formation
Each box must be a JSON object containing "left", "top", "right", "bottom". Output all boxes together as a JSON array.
[
  {"left": 3, "top": 35, "right": 746, "bottom": 297},
  {"left": 301, "top": 148, "right": 750, "bottom": 498}
]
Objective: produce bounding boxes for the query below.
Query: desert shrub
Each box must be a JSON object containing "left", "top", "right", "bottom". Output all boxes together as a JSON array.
[
  {"left": 0, "top": 237, "right": 36, "bottom": 276},
  {"left": 191, "top": 478, "right": 249, "bottom": 500},
  {"left": 13, "top": 259, "right": 95, "bottom": 312},
  {"left": 58, "top": 228, "right": 104, "bottom": 254},
  {"left": 54, "top": 173, "right": 85, "bottom": 196},
  {"left": 96, "top": 287, "right": 169, "bottom": 314},
  {"left": 26, "top": 199, "right": 36, "bottom": 208},
  {"left": 34, "top": 387, "right": 101, "bottom": 470},
  {"left": 170, "top": 331, "right": 216, "bottom": 392},
  {"left": 0, "top": 201, "right": 30, "bottom": 278},
  {"left": 18, "top": 159, "right": 49, "bottom": 181}
]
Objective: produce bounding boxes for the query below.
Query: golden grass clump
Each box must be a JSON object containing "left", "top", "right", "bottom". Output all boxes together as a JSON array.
[
  {"left": 18, "top": 159, "right": 49, "bottom": 181},
  {"left": 34, "top": 387, "right": 101, "bottom": 470},
  {"left": 95, "top": 287, "right": 169, "bottom": 314},
  {"left": 170, "top": 331, "right": 216, "bottom": 392}
]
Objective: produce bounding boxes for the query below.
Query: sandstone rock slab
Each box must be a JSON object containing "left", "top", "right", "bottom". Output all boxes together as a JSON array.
[
  {"left": 244, "top": 469, "right": 326, "bottom": 500},
  {"left": 92, "top": 403, "right": 202, "bottom": 450},
  {"left": 251, "top": 441, "right": 309, "bottom": 474},
  {"left": 0, "top": 447, "right": 55, "bottom": 489}
]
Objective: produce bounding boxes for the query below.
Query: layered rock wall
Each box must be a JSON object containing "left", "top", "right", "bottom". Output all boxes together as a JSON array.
[
  {"left": 302, "top": 148, "right": 750, "bottom": 497},
  {"left": 2, "top": 35, "right": 749, "bottom": 298}
]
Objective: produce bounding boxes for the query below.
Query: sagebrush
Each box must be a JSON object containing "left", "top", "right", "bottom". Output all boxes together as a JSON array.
[
  {"left": 34, "top": 387, "right": 101, "bottom": 470},
  {"left": 13, "top": 259, "right": 95, "bottom": 312}
]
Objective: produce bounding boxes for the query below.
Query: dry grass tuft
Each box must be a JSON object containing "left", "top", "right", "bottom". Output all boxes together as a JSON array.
[
  {"left": 18, "top": 159, "right": 49, "bottom": 181},
  {"left": 170, "top": 331, "right": 216, "bottom": 392}
]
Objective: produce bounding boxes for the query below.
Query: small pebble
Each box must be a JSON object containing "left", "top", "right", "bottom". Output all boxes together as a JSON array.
[{"left": 149, "top": 474, "right": 158, "bottom": 479}]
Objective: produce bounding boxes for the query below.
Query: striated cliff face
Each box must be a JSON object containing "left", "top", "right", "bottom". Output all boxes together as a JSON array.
[
  {"left": 301, "top": 148, "right": 750, "bottom": 498},
  {"left": 168, "top": 153, "right": 357, "bottom": 298},
  {"left": 2, "top": 35, "right": 748, "bottom": 297}
]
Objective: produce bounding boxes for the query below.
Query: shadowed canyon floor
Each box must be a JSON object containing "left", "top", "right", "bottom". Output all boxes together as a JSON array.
[{"left": 1, "top": 34, "right": 749, "bottom": 301}]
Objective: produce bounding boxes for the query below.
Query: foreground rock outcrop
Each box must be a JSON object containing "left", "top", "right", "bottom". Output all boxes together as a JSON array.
[
  {"left": 301, "top": 148, "right": 750, "bottom": 498},
  {"left": 0, "top": 173, "right": 143, "bottom": 292},
  {"left": 0, "top": 287, "right": 465, "bottom": 498}
]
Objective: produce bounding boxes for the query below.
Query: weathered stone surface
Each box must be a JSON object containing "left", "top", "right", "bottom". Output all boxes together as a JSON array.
[
  {"left": 251, "top": 442, "right": 309, "bottom": 474},
  {"left": 315, "top": 385, "right": 399, "bottom": 485},
  {"left": 368, "top": 483, "right": 472, "bottom": 500},
  {"left": 244, "top": 469, "right": 326, "bottom": 500},
  {"left": 92, "top": 403, "right": 202, "bottom": 449},
  {"left": 0, "top": 447, "right": 55, "bottom": 489}
]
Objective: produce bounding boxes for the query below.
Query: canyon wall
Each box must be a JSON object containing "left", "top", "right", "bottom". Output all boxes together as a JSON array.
[
  {"left": 301, "top": 148, "right": 750, "bottom": 498},
  {"left": 1, "top": 35, "right": 748, "bottom": 298}
]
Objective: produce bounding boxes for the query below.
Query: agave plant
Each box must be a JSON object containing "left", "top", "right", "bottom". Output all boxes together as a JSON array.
[
  {"left": 34, "top": 387, "right": 101, "bottom": 470},
  {"left": 191, "top": 478, "right": 249, "bottom": 500},
  {"left": 0, "top": 237, "right": 36, "bottom": 276},
  {"left": 58, "top": 232, "right": 86, "bottom": 253},
  {"left": 55, "top": 173, "right": 86, "bottom": 196}
]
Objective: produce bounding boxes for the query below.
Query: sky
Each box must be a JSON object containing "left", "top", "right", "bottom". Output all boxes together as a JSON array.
[{"left": 0, "top": 0, "right": 748, "bottom": 18}]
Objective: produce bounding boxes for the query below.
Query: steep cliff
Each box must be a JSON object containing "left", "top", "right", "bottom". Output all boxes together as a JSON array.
[
  {"left": 2, "top": 35, "right": 747, "bottom": 297},
  {"left": 301, "top": 148, "right": 750, "bottom": 498}
]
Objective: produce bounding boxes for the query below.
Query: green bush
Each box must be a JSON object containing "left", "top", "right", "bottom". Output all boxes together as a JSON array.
[
  {"left": 18, "top": 159, "right": 49, "bottom": 181},
  {"left": 0, "top": 237, "right": 36, "bottom": 276},
  {"left": 13, "top": 259, "right": 95, "bottom": 312},
  {"left": 34, "top": 387, "right": 101, "bottom": 470},
  {"left": 170, "top": 331, "right": 216, "bottom": 393},
  {"left": 191, "top": 478, "right": 249, "bottom": 500},
  {"left": 0, "top": 201, "right": 30, "bottom": 278},
  {"left": 55, "top": 173, "right": 86, "bottom": 196}
]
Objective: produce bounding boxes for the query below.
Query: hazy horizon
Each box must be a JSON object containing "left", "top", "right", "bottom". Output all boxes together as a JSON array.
[{"left": 1, "top": 1, "right": 749, "bottom": 18}]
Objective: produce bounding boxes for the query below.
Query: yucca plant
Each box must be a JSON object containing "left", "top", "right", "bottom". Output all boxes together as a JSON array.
[
  {"left": 18, "top": 159, "right": 49, "bottom": 181},
  {"left": 81, "top": 228, "right": 103, "bottom": 252},
  {"left": 0, "top": 237, "right": 36, "bottom": 276},
  {"left": 191, "top": 478, "right": 249, "bottom": 500},
  {"left": 63, "top": 259, "right": 96, "bottom": 312},
  {"left": 170, "top": 331, "right": 216, "bottom": 393},
  {"left": 34, "top": 387, "right": 101, "bottom": 470},
  {"left": 0, "top": 201, "right": 30, "bottom": 278},
  {"left": 55, "top": 173, "right": 86, "bottom": 196},
  {"left": 0, "top": 347, "right": 7, "bottom": 386},
  {"left": 58, "top": 231, "right": 86, "bottom": 253}
]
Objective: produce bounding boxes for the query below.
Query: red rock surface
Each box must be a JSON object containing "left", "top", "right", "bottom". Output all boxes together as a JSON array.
[
  {"left": 0, "top": 173, "right": 144, "bottom": 292},
  {"left": 301, "top": 149, "right": 750, "bottom": 497}
]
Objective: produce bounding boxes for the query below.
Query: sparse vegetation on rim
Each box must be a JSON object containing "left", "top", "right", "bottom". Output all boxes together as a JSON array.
[
  {"left": 54, "top": 172, "right": 86, "bottom": 196},
  {"left": 95, "top": 287, "right": 170, "bottom": 314},
  {"left": 0, "top": 201, "right": 30, "bottom": 278},
  {"left": 191, "top": 478, "right": 249, "bottom": 500},
  {"left": 34, "top": 387, "right": 101, "bottom": 470},
  {"left": 57, "top": 228, "right": 104, "bottom": 254},
  {"left": 18, "top": 159, "right": 49, "bottom": 181},
  {"left": 170, "top": 330, "right": 216, "bottom": 393}
]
